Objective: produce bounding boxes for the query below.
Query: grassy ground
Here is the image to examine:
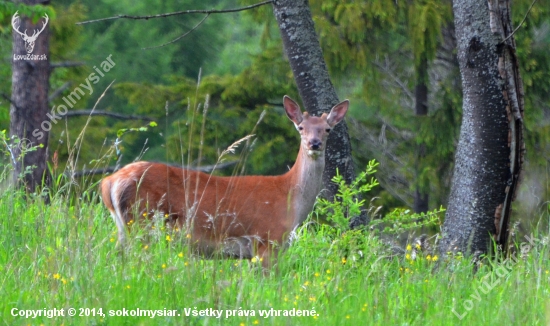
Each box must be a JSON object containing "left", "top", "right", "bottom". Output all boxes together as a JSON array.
[{"left": 1, "top": 189, "right": 549, "bottom": 326}]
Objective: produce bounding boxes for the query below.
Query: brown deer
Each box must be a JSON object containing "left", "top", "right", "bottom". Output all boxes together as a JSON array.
[{"left": 100, "top": 96, "right": 349, "bottom": 265}]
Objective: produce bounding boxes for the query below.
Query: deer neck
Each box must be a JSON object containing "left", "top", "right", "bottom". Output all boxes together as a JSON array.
[{"left": 286, "top": 145, "right": 326, "bottom": 229}]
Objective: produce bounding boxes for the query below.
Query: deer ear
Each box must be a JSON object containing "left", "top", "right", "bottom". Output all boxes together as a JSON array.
[
  {"left": 327, "top": 100, "right": 349, "bottom": 127},
  {"left": 284, "top": 95, "right": 303, "bottom": 126}
]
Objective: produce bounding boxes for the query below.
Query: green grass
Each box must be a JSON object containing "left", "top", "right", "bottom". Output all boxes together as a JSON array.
[{"left": 1, "top": 189, "right": 549, "bottom": 325}]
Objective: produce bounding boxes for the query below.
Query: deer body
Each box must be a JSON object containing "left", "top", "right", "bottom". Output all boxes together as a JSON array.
[{"left": 100, "top": 96, "right": 349, "bottom": 263}]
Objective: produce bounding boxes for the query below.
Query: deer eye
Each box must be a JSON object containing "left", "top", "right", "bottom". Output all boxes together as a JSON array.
[
  {"left": 298, "top": 126, "right": 304, "bottom": 131},
  {"left": 326, "top": 128, "right": 331, "bottom": 133}
]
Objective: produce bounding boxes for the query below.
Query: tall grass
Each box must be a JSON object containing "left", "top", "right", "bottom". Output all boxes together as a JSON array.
[{"left": 1, "top": 187, "right": 550, "bottom": 325}]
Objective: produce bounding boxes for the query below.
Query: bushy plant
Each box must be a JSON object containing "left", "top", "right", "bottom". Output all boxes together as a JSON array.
[{"left": 312, "top": 159, "right": 444, "bottom": 234}]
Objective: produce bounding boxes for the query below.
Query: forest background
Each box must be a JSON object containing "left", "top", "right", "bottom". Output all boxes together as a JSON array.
[{"left": 1, "top": 0, "right": 549, "bottom": 225}]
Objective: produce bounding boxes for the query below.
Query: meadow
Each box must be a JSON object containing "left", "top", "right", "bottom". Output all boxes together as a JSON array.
[{"left": 1, "top": 186, "right": 549, "bottom": 325}]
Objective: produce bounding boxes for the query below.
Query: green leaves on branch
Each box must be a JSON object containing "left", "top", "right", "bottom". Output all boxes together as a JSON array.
[
  {"left": 370, "top": 207, "right": 444, "bottom": 234},
  {"left": 116, "top": 121, "right": 157, "bottom": 138},
  {"left": 313, "top": 159, "right": 443, "bottom": 234},
  {"left": 407, "top": 0, "right": 451, "bottom": 68},
  {"left": 314, "top": 160, "right": 379, "bottom": 231},
  {"left": 0, "top": 1, "right": 56, "bottom": 30}
]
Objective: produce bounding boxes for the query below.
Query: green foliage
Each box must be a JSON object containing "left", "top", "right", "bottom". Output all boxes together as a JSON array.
[
  {"left": 116, "top": 121, "right": 157, "bottom": 138},
  {"left": 313, "top": 159, "right": 443, "bottom": 234},
  {"left": 370, "top": 207, "right": 444, "bottom": 234},
  {"left": 407, "top": 0, "right": 451, "bottom": 68},
  {"left": 0, "top": 1, "right": 56, "bottom": 29},
  {"left": 1, "top": 188, "right": 550, "bottom": 325},
  {"left": 312, "top": 0, "right": 401, "bottom": 72},
  {"left": 315, "top": 160, "right": 379, "bottom": 230},
  {"left": 0, "top": 131, "right": 45, "bottom": 183},
  {"left": 112, "top": 63, "right": 299, "bottom": 175}
]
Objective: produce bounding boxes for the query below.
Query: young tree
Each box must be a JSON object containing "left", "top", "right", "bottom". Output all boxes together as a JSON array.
[
  {"left": 439, "top": 0, "right": 524, "bottom": 256},
  {"left": 9, "top": 1, "right": 52, "bottom": 193}
]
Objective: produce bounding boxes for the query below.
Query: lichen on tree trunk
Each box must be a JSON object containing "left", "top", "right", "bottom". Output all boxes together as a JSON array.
[{"left": 439, "top": 0, "right": 524, "bottom": 257}]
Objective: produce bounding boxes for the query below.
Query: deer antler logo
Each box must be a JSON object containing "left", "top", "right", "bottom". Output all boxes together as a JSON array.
[{"left": 11, "top": 11, "right": 49, "bottom": 54}]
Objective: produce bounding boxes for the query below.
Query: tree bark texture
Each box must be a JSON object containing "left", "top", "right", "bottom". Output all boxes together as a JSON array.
[
  {"left": 271, "top": 0, "right": 360, "bottom": 223},
  {"left": 10, "top": 1, "right": 51, "bottom": 193},
  {"left": 439, "top": 0, "right": 524, "bottom": 256},
  {"left": 414, "top": 56, "right": 429, "bottom": 214}
]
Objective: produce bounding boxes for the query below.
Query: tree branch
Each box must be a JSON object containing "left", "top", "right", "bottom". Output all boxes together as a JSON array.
[
  {"left": 77, "top": 0, "right": 273, "bottom": 25},
  {"left": 50, "top": 61, "right": 86, "bottom": 69},
  {"left": 64, "top": 110, "right": 154, "bottom": 121},
  {"left": 373, "top": 58, "right": 415, "bottom": 105},
  {"left": 143, "top": 14, "right": 210, "bottom": 49},
  {"left": 501, "top": 0, "right": 539, "bottom": 44},
  {"left": 48, "top": 82, "right": 71, "bottom": 102}
]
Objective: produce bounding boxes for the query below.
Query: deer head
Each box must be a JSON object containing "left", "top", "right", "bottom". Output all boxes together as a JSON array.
[{"left": 12, "top": 11, "right": 49, "bottom": 54}]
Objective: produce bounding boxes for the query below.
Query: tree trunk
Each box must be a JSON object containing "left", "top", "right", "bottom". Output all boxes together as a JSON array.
[
  {"left": 439, "top": 0, "right": 524, "bottom": 256},
  {"left": 414, "top": 56, "right": 429, "bottom": 214},
  {"left": 271, "top": 0, "right": 364, "bottom": 224},
  {"left": 10, "top": 1, "right": 51, "bottom": 193}
]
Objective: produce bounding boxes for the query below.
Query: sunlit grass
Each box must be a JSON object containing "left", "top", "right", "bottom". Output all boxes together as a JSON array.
[{"left": 1, "top": 190, "right": 549, "bottom": 325}]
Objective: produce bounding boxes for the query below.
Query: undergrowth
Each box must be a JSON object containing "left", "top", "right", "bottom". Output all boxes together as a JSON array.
[{"left": 0, "top": 183, "right": 549, "bottom": 325}]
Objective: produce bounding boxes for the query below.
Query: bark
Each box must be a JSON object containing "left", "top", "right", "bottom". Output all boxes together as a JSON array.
[
  {"left": 10, "top": 1, "right": 51, "bottom": 193},
  {"left": 414, "top": 56, "right": 429, "bottom": 213},
  {"left": 439, "top": 0, "right": 524, "bottom": 256},
  {"left": 271, "top": 0, "right": 364, "bottom": 224}
]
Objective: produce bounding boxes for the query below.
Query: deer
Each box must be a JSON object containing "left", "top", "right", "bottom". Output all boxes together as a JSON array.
[
  {"left": 11, "top": 11, "right": 49, "bottom": 54},
  {"left": 100, "top": 95, "right": 349, "bottom": 266}
]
